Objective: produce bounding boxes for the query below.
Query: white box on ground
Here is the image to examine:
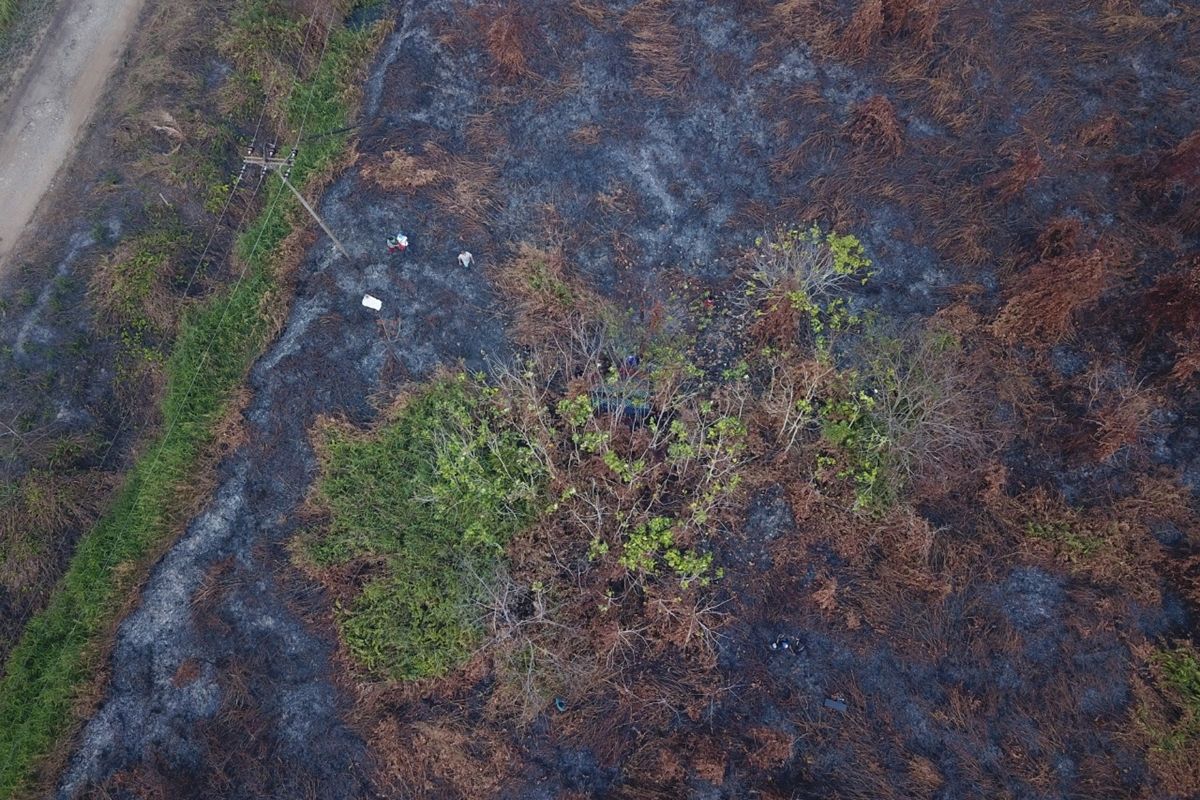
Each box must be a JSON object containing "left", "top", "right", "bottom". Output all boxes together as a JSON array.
[{"left": 362, "top": 294, "right": 382, "bottom": 311}]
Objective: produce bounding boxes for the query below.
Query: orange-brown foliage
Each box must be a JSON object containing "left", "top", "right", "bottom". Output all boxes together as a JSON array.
[
  {"left": 846, "top": 94, "right": 904, "bottom": 157},
  {"left": 985, "top": 144, "right": 1046, "bottom": 203},
  {"left": 992, "top": 246, "right": 1124, "bottom": 346},
  {"left": 469, "top": 3, "right": 541, "bottom": 82},
  {"left": 624, "top": 0, "right": 692, "bottom": 98}
]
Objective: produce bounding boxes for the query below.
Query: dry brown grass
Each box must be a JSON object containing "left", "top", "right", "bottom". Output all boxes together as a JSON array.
[
  {"left": 985, "top": 143, "right": 1046, "bottom": 203},
  {"left": 0, "top": 474, "right": 98, "bottom": 600},
  {"left": 359, "top": 149, "right": 441, "bottom": 192},
  {"left": 570, "top": 123, "right": 602, "bottom": 147},
  {"left": 623, "top": 0, "right": 692, "bottom": 98},
  {"left": 746, "top": 727, "right": 794, "bottom": 771},
  {"left": 571, "top": 0, "right": 611, "bottom": 27},
  {"left": 1170, "top": 339, "right": 1200, "bottom": 383},
  {"left": 373, "top": 717, "right": 518, "bottom": 799},
  {"left": 360, "top": 143, "right": 500, "bottom": 236},
  {"left": 1127, "top": 641, "right": 1200, "bottom": 796},
  {"left": 471, "top": 3, "right": 540, "bottom": 83},
  {"left": 1137, "top": 260, "right": 1200, "bottom": 382},
  {"left": 1078, "top": 113, "right": 1123, "bottom": 149},
  {"left": 840, "top": 0, "right": 885, "bottom": 57},
  {"left": 754, "top": 0, "right": 840, "bottom": 65},
  {"left": 905, "top": 754, "right": 945, "bottom": 794},
  {"left": 1084, "top": 368, "right": 1160, "bottom": 463},
  {"left": 845, "top": 94, "right": 904, "bottom": 158},
  {"left": 489, "top": 243, "right": 596, "bottom": 347},
  {"left": 88, "top": 242, "right": 179, "bottom": 337},
  {"left": 992, "top": 245, "right": 1126, "bottom": 346}
]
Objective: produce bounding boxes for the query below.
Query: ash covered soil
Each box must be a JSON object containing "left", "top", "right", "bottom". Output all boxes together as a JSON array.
[{"left": 59, "top": 0, "right": 1199, "bottom": 798}]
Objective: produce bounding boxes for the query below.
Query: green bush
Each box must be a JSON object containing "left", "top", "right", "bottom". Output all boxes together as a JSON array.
[
  {"left": 747, "top": 225, "right": 874, "bottom": 354},
  {"left": 814, "top": 328, "right": 978, "bottom": 513},
  {"left": 314, "top": 377, "right": 544, "bottom": 680},
  {"left": 341, "top": 552, "right": 481, "bottom": 679}
]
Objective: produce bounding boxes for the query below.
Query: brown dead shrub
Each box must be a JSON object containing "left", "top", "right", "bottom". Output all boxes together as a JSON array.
[
  {"left": 992, "top": 246, "right": 1125, "bottom": 346},
  {"left": 473, "top": 4, "right": 540, "bottom": 82},
  {"left": 846, "top": 94, "right": 904, "bottom": 157},
  {"left": 985, "top": 144, "right": 1045, "bottom": 203}
]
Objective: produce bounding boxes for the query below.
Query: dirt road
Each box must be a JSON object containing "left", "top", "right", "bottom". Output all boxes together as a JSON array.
[{"left": 0, "top": 0, "right": 148, "bottom": 272}]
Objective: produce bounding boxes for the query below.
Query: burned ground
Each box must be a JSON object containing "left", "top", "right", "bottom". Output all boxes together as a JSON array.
[
  {"left": 16, "top": 0, "right": 1200, "bottom": 798},
  {"left": 0, "top": 0, "right": 258, "bottom": 660}
]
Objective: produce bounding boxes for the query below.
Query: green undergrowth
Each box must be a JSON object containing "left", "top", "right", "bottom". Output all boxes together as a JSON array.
[
  {"left": 0, "top": 7, "right": 383, "bottom": 795},
  {"left": 311, "top": 226, "right": 977, "bottom": 702},
  {"left": 815, "top": 330, "right": 968, "bottom": 513},
  {"left": 311, "top": 376, "right": 544, "bottom": 680},
  {"left": 0, "top": 0, "right": 17, "bottom": 34},
  {"left": 1150, "top": 645, "right": 1200, "bottom": 753},
  {"left": 1025, "top": 519, "right": 1103, "bottom": 559}
]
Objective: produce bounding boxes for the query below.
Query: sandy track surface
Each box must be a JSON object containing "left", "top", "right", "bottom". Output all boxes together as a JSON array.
[{"left": 0, "top": 0, "right": 148, "bottom": 272}]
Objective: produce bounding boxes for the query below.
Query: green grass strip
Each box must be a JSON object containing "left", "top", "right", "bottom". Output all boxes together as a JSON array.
[
  {"left": 0, "top": 15, "right": 380, "bottom": 797},
  {"left": 0, "top": 0, "right": 16, "bottom": 33}
]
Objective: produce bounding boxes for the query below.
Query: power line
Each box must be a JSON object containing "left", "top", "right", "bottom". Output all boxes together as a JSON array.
[
  {"left": 125, "top": 8, "right": 344, "bottom": 493},
  {"left": 96, "top": 10, "right": 324, "bottom": 471},
  {"left": 243, "top": 13, "right": 350, "bottom": 258}
]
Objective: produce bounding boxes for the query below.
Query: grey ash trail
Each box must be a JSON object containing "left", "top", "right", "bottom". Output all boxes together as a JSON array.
[{"left": 56, "top": 12, "right": 505, "bottom": 800}]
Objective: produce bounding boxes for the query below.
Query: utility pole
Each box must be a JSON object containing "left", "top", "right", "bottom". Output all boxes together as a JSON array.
[{"left": 243, "top": 143, "right": 350, "bottom": 259}]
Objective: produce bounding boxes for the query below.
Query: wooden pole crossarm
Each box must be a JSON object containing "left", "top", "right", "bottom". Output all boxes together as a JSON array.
[
  {"left": 243, "top": 154, "right": 349, "bottom": 259},
  {"left": 278, "top": 174, "right": 350, "bottom": 259}
]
